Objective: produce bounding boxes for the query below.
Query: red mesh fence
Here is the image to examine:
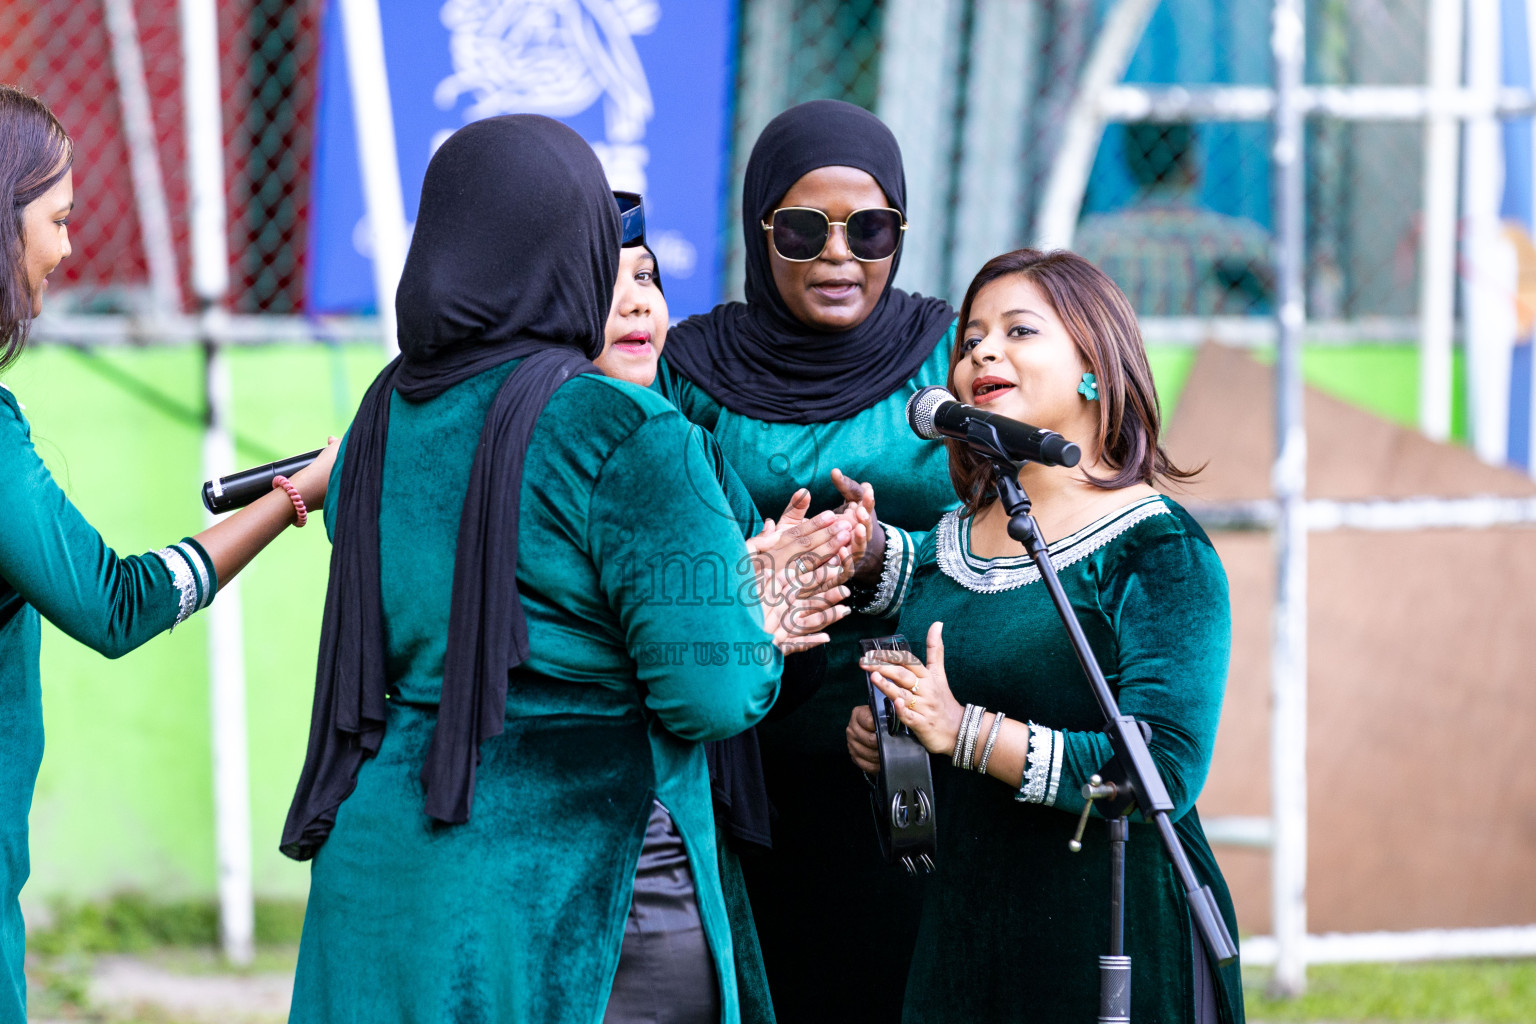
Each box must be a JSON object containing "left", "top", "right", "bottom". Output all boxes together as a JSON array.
[{"left": 0, "top": 0, "right": 320, "bottom": 314}]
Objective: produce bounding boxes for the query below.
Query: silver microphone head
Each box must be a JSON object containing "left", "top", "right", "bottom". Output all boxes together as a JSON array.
[{"left": 906, "top": 385, "right": 955, "bottom": 441}]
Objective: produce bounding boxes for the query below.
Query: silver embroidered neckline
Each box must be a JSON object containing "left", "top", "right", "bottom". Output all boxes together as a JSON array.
[{"left": 935, "top": 495, "right": 1171, "bottom": 594}]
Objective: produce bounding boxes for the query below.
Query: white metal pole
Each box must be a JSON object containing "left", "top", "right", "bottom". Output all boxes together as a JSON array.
[
  {"left": 1032, "top": 0, "right": 1160, "bottom": 250},
  {"left": 200, "top": 344, "right": 253, "bottom": 967},
  {"left": 103, "top": 0, "right": 183, "bottom": 317},
  {"left": 1419, "top": 0, "right": 1464, "bottom": 442},
  {"left": 875, "top": 0, "right": 964, "bottom": 300},
  {"left": 179, "top": 0, "right": 254, "bottom": 967},
  {"left": 950, "top": 0, "right": 1036, "bottom": 298},
  {"left": 338, "top": 0, "right": 408, "bottom": 358},
  {"left": 180, "top": 0, "right": 227, "bottom": 305},
  {"left": 1269, "top": 0, "right": 1309, "bottom": 998},
  {"left": 1461, "top": 0, "right": 1515, "bottom": 465}
]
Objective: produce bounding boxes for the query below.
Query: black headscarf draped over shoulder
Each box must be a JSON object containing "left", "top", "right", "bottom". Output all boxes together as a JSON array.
[
  {"left": 281, "top": 115, "right": 620, "bottom": 860},
  {"left": 662, "top": 100, "right": 954, "bottom": 424}
]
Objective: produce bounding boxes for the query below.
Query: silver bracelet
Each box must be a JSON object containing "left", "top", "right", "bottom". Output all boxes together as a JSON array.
[
  {"left": 951, "top": 704, "right": 981, "bottom": 767},
  {"left": 961, "top": 705, "right": 986, "bottom": 770},
  {"left": 976, "top": 711, "right": 1007, "bottom": 775}
]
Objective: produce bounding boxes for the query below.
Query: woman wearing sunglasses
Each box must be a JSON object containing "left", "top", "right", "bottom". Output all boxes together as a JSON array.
[{"left": 655, "top": 100, "right": 959, "bottom": 1023}]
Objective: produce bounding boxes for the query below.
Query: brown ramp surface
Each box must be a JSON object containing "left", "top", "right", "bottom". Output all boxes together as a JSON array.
[{"left": 1162, "top": 343, "right": 1536, "bottom": 935}]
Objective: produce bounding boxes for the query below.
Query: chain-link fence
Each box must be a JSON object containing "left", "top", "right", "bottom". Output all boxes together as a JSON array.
[
  {"left": 0, "top": 0, "right": 1484, "bottom": 328},
  {"left": 0, "top": 0, "right": 319, "bottom": 316},
  {"left": 727, "top": 0, "right": 1440, "bottom": 324}
]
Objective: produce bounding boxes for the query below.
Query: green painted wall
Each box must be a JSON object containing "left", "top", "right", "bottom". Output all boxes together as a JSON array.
[
  {"left": 6, "top": 340, "right": 1468, "bottom": 915},
  {"left": 10, "top": 343, "right": 386, "bottom": 915}
]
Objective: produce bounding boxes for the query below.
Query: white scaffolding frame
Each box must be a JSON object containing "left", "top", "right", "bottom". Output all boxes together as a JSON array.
[{"left": 1037, "top": 0, "right": 1536, "bottom": 997}]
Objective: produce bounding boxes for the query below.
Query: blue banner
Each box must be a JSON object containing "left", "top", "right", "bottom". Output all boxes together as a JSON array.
[
  {"left": 306, "top": 0, "right": 736, "bottom": 322},
  {"left": 1503, "top": 0, "right": 1536, "bottom": 469}
]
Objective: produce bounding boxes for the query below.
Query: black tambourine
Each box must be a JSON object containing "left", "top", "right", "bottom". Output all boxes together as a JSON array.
[{"left": 860, "top": 634, "right": 936, "bottom": 876}]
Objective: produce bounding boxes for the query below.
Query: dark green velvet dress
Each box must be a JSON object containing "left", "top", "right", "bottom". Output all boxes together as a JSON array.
[
  {"left": 0, "top": 384, "right": 216, "bottom": 1024},
  {"left": 653, "top": 327, "right": 958, "bottom": 1023},
  {"left": 894, "top": 495, "right": 1244, "bottom": 1023},
  {"left": 689, "top": 426, "right": 778, "bottom": 1024},
  {"left": 289, "top": 364, "right": 782, "bottom": 1024}
]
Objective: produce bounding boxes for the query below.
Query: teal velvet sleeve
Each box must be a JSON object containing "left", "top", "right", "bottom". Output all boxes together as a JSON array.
[
  {"left": 322, "top": 428, "right": 349, "bottom": 540},
  {"left": 1054, "top": 528, "right": 1232, "bottom": 820},
  {"left": 694, "top": 423, "right": 761, "bottom": 541},
  {"left": 0, "top": 391, "right": 210, "bottom": 658},
  {"left": 588, "top": 411, "right": 781, "bottom": 741},
  {"left": 651, "top": 356, "right": 722, "bottom": 430}
]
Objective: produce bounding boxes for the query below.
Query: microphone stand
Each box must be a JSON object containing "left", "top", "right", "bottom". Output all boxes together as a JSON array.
[{"left": 964, "top": 419, "right": 1237, "bottom": 1024}]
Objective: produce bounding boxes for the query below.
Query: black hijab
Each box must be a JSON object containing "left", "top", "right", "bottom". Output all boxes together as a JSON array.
[
  {"left": 281, "top": 115, "right": 620, "bottom": 860},
  {"left": 662, "top": 100, "right": 954, "bottom": 424}
]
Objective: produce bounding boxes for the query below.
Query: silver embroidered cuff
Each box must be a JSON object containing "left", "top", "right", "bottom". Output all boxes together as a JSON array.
[
  {"left": 1045, "top": 727, "right": 1065, "bottom": 806},
  {"left": 154, "top": 543, "right": 215, "bottom": 626},
  {"left": 1015, "top": 722, "right": 1065, "bottom": 805},
  {"left": 853, "top": 522, "right": 907, "bottom": 616},
  {"left": 177, "top": 542, "right": 214, "bottom": 611}
]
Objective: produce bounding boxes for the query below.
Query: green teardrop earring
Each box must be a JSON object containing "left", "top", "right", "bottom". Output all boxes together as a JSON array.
[{"left": 1077, "top": 372, "right": 1099, "bottom": 401}]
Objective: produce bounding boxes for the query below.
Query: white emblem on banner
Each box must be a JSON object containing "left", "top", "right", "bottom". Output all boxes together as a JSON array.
[{"left": 435, "top": 0, "right": 659, "bottom": 193}]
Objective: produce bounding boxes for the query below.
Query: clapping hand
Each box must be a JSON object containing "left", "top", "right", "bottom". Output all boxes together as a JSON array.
[
  {"left": 749, "top": 489, "right": 854, "bottom": 652},
  {"left": 830, "top": 468, "right": 884, "bottom": 584},
  {"left": 746, "top": 489, "right": 852, "bottom": 598}
]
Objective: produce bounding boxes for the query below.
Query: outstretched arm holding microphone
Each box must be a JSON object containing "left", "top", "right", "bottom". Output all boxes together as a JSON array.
[{"left": 0, "top": 86, "right": 336, "bottom": 1023}]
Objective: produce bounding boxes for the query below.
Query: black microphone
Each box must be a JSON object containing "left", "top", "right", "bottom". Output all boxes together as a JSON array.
[
  {"left": 202, "top": 450, "right": 322, "bottom": 514},
  {"left": 906, "top": 385, "right": 1081, "bottom": 468}
]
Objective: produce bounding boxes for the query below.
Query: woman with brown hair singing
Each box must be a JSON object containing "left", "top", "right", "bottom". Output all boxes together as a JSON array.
[{"left": 848, "top": 248, "right": 1244, "bottom": 1023}]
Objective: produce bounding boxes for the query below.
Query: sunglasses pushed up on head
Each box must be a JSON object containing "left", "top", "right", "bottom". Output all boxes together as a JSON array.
[
  {"left": 614, "top": 191, "right": 646, "bottom": 247},
  {"left": 761, "top": 206, "right": 906, "bottom": 263}
]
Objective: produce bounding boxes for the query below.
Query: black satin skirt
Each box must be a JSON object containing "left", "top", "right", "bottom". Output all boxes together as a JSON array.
[{"left": 603, "top": 801, "right": 720, "bottom": 1024}]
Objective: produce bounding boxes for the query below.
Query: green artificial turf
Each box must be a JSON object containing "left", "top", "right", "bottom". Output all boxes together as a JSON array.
[{"left": 1244, "top": 960, "right": 1536, "bottom": 1022}]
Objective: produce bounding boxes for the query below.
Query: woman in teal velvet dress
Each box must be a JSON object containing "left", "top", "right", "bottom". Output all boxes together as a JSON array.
[
  {"left": 284, "top": 117, "right": 812, "bottom": 1024},
  {"left": 849, "top": 249, "right": 1244, "bottom": 1022},
  {"left": 0, "top": 87, "right": 336, "bottom": 1024},
  {"left": 655, "top": 99, "right": 958, "bottom": 1023}
]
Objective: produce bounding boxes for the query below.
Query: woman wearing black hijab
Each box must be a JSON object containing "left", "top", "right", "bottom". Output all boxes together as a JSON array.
[
  {"left": 284, "top": 115, "right": 781, "bottom": 1024},
  {"left": 655, "top": 100, "right": 959, "bottom": 1023}
]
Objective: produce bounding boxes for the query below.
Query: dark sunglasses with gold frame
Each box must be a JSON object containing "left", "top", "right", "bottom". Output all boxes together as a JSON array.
[{"left": 761, "top": 206, "right": 906, "bottom": 263}]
